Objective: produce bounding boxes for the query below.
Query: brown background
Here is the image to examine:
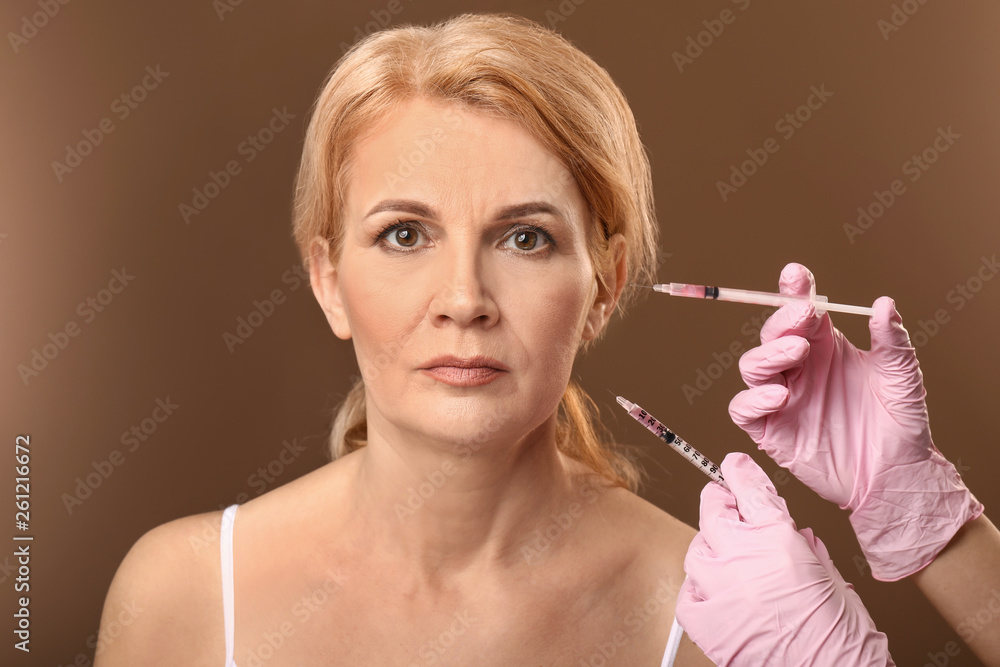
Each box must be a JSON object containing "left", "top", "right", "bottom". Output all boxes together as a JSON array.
[{"left": 3, "top": 0, "right": 999, "bottom": 664}]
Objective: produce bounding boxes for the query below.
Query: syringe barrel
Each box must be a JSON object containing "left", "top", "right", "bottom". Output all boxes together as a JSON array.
[{"left": 716, "top": 287, "right": 807, "bottom": 308}]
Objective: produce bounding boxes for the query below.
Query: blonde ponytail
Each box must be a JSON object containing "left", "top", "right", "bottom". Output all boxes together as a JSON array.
[{"left": 328, "top": 378, "right": 367, "bottom": 460}]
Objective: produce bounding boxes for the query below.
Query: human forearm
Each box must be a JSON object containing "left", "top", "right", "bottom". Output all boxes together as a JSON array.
[{"left": 912, "top": 513, "right": 1000, "bottom": 665}]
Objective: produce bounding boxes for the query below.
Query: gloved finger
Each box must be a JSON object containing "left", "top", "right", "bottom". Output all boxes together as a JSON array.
[
  {"left": 868, "top": 296, "right": 926, "bottom": 411},
  {"left": 695, "top": 479, "right": 740, "bottom": 551},
  {"left": 720, "top": 453, "right": 795, "bottom": 529},
  {"left": 737, "top": 336, "right": 810, "bottom": 387},
  {"left": 798, "top": 527, "right": 833, "bottom": 566},
  {"left": 778, "top": 262, "right": 817, "bottom": 299},
  {"left": 684, "top": 522, "right": 752, "bottom": 600},
  {"left": 676, "top": 574, "right": 704, "bottom": 606},
  {"left": 756, "top": 263, "right": 829, "bottom": 344},
  {"left": 674, "top": 577, "right": 711, "bottom": 638},
  {"left": 728, "top": 385, "right": 789, "bottom": 444},
  {"left": 681, "top": 532, "right": 717, "bottom": 591},
  {"left": 799, "top": 527, "right": 854, "bottom": 590},
  {"left": 759, "top": 300, "right": 825, "bottom": 345}
]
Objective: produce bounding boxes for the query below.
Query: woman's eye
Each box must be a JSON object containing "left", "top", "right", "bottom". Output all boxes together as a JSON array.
[
  {"left": 391, "top": 227, "right": 420, "bottom": 247},
  {"left": 503, "top": 229, "right": 550, "bottom": 252},
  {"left": 378, "top": 222, "right": 427, "bottom": 249}
]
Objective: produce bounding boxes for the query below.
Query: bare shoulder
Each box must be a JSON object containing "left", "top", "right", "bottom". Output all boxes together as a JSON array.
[
  {"left": 95, "top": 509, "right": 229, "bottom": 667},
  {"left": 621, "top": 495, "right": 716, "bottom": 666},
  {"left": 595, "top": 482, "right": 697, "bottom": 567},
  {"left": 591, "top": 485, "right": 715, "bottom": 666}
]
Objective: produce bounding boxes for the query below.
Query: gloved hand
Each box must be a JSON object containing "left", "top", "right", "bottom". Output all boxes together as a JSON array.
[
  {"left": 676, "top": 453, "right": 894, "bottom": 666},
  {"left": 728, "top": 263, "right": 983, "bottom": 581}
]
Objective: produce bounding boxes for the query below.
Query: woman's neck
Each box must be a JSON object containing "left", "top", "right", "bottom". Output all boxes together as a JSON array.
[{"left": 347, "top": 410, "right": 595, "bottom": 589}]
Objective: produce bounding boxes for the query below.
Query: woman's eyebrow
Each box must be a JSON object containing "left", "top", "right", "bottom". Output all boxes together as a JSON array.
[
  {"left": 363, "top": 199, "right": 567, "bottom": 222},
  {"left": 496, "top": 201, "right": 565, "bottom": 221},
  {"left": 364, "top": 199, "right": 435, "bottom": 220}
]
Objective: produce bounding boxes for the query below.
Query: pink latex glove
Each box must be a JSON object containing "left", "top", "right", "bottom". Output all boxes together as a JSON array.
[
  {"left": 676, "top": 453, "right": 894, "bottom": 666},
  {"left": 728, "top": 263, "right": 983, "bottom": 581}
]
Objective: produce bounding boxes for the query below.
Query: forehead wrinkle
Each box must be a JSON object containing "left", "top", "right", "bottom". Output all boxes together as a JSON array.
[{"left": 346, "top": 102, "right": 591, "bottom": 244}]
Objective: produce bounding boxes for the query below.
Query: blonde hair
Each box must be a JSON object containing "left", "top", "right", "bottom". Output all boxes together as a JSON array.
[{"left": 292, "top": 12, "right": 659, "bottom": 493}]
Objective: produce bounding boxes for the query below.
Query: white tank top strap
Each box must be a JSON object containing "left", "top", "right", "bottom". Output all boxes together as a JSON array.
[
  {"left": 661, "top": 615, "right": 684, "bottom": 667},
  {"left": 220, "top": 504, "right": 239, "bottom": 667}
]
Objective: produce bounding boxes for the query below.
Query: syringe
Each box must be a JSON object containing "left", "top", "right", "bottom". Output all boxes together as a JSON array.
[
  {"left": 616, "top": 396, "right": 727, "bottom": 488},
  {"left": 647, "top": 282, "right": 874, "bottom": 317}
]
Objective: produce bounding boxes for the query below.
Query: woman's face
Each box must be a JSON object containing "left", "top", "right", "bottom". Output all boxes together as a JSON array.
[{"left": 310, "top": 96, "right": 623, "bottom": 451}]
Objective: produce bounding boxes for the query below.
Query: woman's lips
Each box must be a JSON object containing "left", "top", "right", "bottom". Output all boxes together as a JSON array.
[
  {"left": 420, "top": 366, "right": 505, "bottom": 386},
  {"left": 419, "top": 356, "right": 509, "bottom": 387}
]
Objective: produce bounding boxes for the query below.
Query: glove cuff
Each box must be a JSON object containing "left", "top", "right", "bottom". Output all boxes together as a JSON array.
[{"left": 849, "top": 451, "right": 984, "bottom": 582}]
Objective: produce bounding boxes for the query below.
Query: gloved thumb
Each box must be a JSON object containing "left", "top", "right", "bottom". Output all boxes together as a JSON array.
[
  {"left": 720, "top": 453, "right": 796, "bottom": 529},
  {"left": 867, "top": 296, "right": 927, "bottom": 409}
]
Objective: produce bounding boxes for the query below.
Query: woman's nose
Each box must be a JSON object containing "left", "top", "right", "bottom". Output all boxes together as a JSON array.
[{"left": 427, "top": 248, "right": 499, "bottom": 329}]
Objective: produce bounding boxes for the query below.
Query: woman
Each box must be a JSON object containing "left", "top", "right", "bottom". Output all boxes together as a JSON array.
[{"left": 96, "top": 12, "right": 717, "bottom": 665}]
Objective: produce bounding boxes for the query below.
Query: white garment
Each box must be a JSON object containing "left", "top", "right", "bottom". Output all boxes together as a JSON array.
[{"left": 219, "top": 503, "right": 683, "bottom": 666}]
